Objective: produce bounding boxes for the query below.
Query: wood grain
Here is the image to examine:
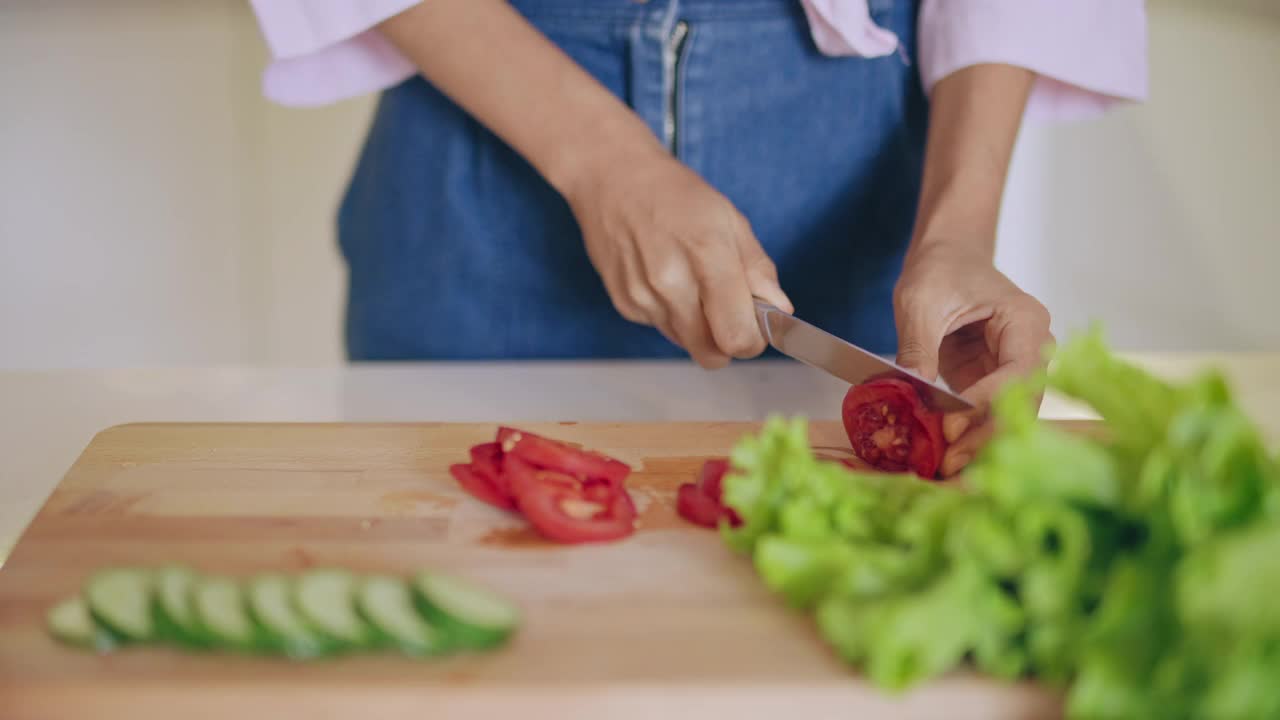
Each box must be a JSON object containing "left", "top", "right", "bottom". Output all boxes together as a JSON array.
[{"left": 0, "top": 422, "right": 1078, "bottom": 720}]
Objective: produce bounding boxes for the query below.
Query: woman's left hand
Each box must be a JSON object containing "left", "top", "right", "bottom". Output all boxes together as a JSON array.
[{"left": 892, "top": 241, "right": 1054, "bottom": 477}]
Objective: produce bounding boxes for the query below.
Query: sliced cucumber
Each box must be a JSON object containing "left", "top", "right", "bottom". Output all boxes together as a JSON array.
[
  {"left": 47, "top": 596, "right": 96, "bottom": 647},
  {"left": 85, "top": 568, "right": 154, "bottom": 641},
  {"left": 412, "top": 572, "right": 519, "bottom": 649},
  {"left": 294, "top": 569, "right": 372, "bottom": 648},
  {"left": 247, "top": 574, "right": 330, "bottom": 659},
  {"left": 357, "top": 575, "right": 449, "bottom": 657},
  {"left": 52, "top": 565, "right": 518, "bottom": 660},
  {"left": 192, "top": 575, "right": 258, "bottom": 650},
  {"left": 153, "top": 565, "right": 205, "bottom": 647}
]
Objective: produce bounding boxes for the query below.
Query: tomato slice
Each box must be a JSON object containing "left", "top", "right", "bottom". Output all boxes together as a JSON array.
[
  {"left": 469, "top": 442, "right": 503, "bottom": 481},
  {"left": 841, "top": 378, "right": 946, "bottom": 478},
  {"left": 517, "top": 482, "right": 636, "bottom": 544},
  {"left": 676, "top": 459, "right": 743, "bottom": 529},
  {"left": 450, "top": 427, "right": 637, "bottom": 544},
  {"left": 468, "top": 442, "right": 509, "bottom": 498},
  {"left": 697, "top": 458, "right": 731, "bottom": 502},
  {"left": 502, "top": 454, "right": 577, "bottom": 500},
  {"left": 498, "top": 426, "right": 630, "bottom": 487},
  {"left": 676, "top": 483, "right": 723, "bottom": 528},
  {"left": 449, "top": 463, "right": 517, "bottom": 511}
]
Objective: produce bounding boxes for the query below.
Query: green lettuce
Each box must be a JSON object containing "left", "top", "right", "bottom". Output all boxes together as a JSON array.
[{"left": 720, "top": 327, "right": 1280, "bottom": 718}]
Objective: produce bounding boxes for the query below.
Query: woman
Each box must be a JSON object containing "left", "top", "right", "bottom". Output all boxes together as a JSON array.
[{"left": 249, "top": 0, "right": 1146, "bottom": 475}]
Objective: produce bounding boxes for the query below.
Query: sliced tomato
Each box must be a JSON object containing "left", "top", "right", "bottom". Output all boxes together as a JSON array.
[
  {"left": 469, "top": 442, "right": 503, "bottom": 481},
  {"left": 468, "top": 442, "right": 509, "bottom": 498},
  {"left": 676, "top": 459, "right": 743, "bottom": 529},
  {"left": 450, "top": 427, "right": 637, "bottom": 544},
  {"left": 676, "top": 483, "right": 723, "bottom": 528},
  {"left": 841, "top": 378, "right": 946, "bottom": 479},
  {"left": 697, "top": 459, "right": 742, "bottom": 526},
  {"left": 517, "top": 482, "right": 636, "bottom": 544},
  {"left": 698, "top": 458, "right": 731, "bottom": 502},
  {"left": 502, "top": 454, "right": 577, "bottom": 500},
  {"left": 449, "top": 463, "right": 517, "bottom": 511},
  {"left": 907, "top": 409, "right": 945, "bottom": 475},
  {"left": 498, "top": 426, "right": 630, "bottom": 487}
]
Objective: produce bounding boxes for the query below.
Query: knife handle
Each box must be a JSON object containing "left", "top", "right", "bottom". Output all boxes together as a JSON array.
[{"left": 752, "top": 296, "right": 781, "bottom": 344}]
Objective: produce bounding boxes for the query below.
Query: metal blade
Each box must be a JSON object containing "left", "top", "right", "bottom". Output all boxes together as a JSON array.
[{"left": 754, "top": 299, "right": 973, "bottom": 413}]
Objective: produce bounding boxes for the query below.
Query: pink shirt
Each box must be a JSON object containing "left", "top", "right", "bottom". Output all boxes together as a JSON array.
[{"left": 249, "top": 0, "right": 1147, "bottom": 123}]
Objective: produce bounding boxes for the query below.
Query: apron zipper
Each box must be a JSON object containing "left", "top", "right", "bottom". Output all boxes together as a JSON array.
[{"left": 662, "top": 20, "right": 690, "bottom": 154}]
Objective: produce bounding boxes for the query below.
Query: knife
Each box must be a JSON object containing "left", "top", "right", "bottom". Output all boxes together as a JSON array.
[{"left": 753, "top": 298, "right": 973, "bottom": 413}]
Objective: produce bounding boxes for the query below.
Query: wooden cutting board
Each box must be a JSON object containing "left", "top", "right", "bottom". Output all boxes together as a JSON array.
[{"left": 0, "top": 421, "right": 1070, "bottom": 720}]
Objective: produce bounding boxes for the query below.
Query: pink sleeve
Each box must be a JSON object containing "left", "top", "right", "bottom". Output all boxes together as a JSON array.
[
  {"left": 798, "top": 0, "right": 899, "bottom": 58},
  {"left": 919, "top": 0, "right": 1149, "bottom": 122},
  {"left": 248, "top": 0, "right": 421, "bottom": 107}
]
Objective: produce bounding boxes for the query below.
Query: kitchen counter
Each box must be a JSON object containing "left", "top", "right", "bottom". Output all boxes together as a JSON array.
[{"left": 2, "top": 354, "right": 1278, "bottom": 560}]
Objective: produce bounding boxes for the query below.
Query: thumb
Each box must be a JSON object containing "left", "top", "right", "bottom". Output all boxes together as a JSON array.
[
  {"left": 894, "top": 297, "right": 946, "bottom": 381},
  {"left": 736, "top": 233, "right": 793, "bottom": 314}
]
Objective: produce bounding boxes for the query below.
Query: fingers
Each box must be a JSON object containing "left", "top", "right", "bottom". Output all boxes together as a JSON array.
[
  {"left": 583, "top": 170, "right": 784, "bottom": 367},
  {"left": 893, "top": 292, "right": 949, "bottom": 382},
  {"left": 941, "top": 419, "right": 991, "bottom": 478},
  {"left": 939, "top": 296, "right": 1053, "bottom": 477},
  {"left": 651, "top": 265, "right": 730, "bottom": 369},
  {"left": 736, "top": 230, "right": 792, "bottom": 314},
  {"left": 693, "top": 218, "right": 778, "bottom": 359},
  {"left": 602, "top": 238, "right": 667, "bottom": 328},
  {"left": 695, "top": 255, "right": 765, "bottom": 361},
  {"left": 958, "top": 298, "right": 1052, "bottom": 408},
  {"left": 638, "top": 214, "right": 776, "bottom": 367},
  {"left": 943, "top": 413, "right": 972, "bottom": 444}
]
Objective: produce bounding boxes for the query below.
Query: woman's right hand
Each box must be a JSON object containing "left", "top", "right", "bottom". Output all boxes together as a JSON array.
[
  {"left": 376, "top": 1, "right": 789, "bottom": 367},
  {"left": 565, "top": 148, "right": 793, "bottom": 369}
]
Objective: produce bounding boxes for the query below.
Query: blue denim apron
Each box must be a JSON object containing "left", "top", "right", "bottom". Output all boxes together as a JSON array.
[{"left": 338, "top": 0, "right": 926, "bottom": 360}]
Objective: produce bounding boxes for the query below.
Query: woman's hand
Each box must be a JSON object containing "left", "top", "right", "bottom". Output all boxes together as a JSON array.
[
  {"left": 565, "top": 148, "right": 792, "bottom": 369},
  {"left": 894, "top": 62, "right": 1042, "bottom": 476},
  {"left": 893, "top": 242, "right": 1053, "bottom": 477}
]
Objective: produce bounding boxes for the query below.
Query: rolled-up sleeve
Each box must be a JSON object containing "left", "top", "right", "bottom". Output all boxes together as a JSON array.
[
  {"left": 919, "top": 0, "right": 1148, "bottom": 122},
  {"left": 248, "top": 0, "right": 422, "bottom": 107}
]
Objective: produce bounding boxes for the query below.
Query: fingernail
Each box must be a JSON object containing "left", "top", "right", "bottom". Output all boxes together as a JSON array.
[
  {"left": 943, "top": 452, "right": 972, "bottom": 477},
  {"left": 943, "top": 415, "right": 971, "bottom": 444}
]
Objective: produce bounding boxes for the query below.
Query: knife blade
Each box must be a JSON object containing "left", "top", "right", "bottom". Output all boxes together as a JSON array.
[{"left": 753, "top": 299, "right": 973, "bottom": 413}]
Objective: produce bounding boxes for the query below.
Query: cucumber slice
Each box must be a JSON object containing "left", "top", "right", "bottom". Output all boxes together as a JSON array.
[
  {"left": 192, "top": 575, "right": 258, "bottom": 650},
  {"left": 411, "top": 573, "right": 518, "bottom": 649},
  {"left": 47, "top": 596, "right": 96, "bottom": 647},
  {"left": 356, "top": 575, "right": 449, "bottom": 657},
  {"left": 85, "top": 568, "right": 154, "bottom": 641},
  {"left": 153, "top": 565, "right": 206, "bottom": 647},
  {"left": 247, "top": 574, "right": 330, "bottom": 659},
  {"left": 294, "top": 569, "right": 372, "bottom": 648}
]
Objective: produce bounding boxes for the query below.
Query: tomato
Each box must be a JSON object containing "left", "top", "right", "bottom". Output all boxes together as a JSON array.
[
  {"left": 676, "top": 459, "right": 743, "bottom": 529},
  {"left": 501, "top": 454, "right": 576, "bottom": 500},
  {"left": 841, "top": 378, "right": 946, "bottom": 478},
  {"left": 449, "top": 463, "right": 517, "bottom": 511},
  {"left": 676, "top": 483, "right": 724, "bottom": 528},
  {"left": 469, "top": 442, "right": 503, "bottom": 480},
  {"left": 517, "top": 481, "right": 636, "bottom": 544},
  {"left": 498, "top": 426, "right": 630, "bottom": 487},
  {"left": 698, "top": 458, "right": 731, "bottom": 502},
  {"left": 451, "top": 427, "right": 637, "bottom": 543},
  {"left": 469, "top": 442, "right": 508, "bottom": 496}
]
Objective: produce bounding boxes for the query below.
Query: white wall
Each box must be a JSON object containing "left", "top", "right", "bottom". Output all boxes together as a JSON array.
[
  {"left": 0, "top": 1, "right": 1276, "bottom": 370},
  {"left": 997, "top": 0, "right": 1280, "bottom": 351},
  {"left": 0, "top": 0, "right": 366, "bottom": 368}
]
